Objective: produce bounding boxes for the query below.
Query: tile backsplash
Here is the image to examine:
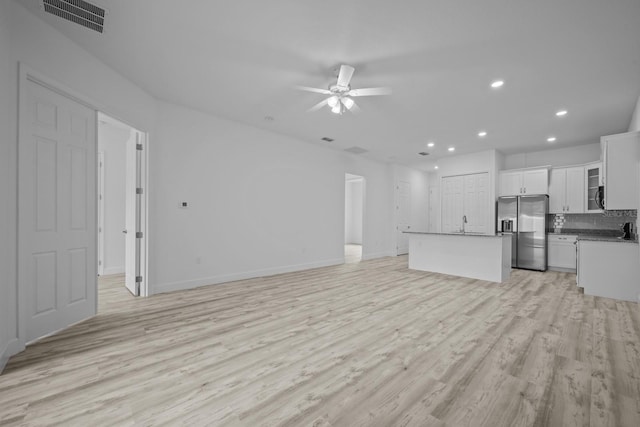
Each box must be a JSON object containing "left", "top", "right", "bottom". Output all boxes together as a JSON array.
[{"left": 548, "top": 211, "right": 637, "bottom": 233}]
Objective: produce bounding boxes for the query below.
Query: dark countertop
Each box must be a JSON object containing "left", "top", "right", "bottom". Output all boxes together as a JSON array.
[
  {"left": 548, "top": 229, "right": 638, "bottom": 244},
  {"left": 576, "top": 236, "right": 638, "bottom": 244}
]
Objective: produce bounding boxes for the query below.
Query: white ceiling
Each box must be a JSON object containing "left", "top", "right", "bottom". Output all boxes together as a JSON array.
[{"left": 18, "top": 0, "right": 640, "bottom": 169}]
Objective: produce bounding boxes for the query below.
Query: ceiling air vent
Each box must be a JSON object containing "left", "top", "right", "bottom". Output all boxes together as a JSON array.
[
  {"left": 418, "top": 152, "right": 430, "bottom": 156},
  {"left": 321, "top": 137, "right": 334, "bottom": 142},
  {"left": 41, "top": 0, "right": 107, "bottom": 33},
  {"left": 344, "top": 146, "right": 368, "bottom": 155}
]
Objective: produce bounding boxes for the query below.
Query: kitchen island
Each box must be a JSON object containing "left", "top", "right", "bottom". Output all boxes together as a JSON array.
[{"left": 406, "top": 232, "right": 512, "bottom": 283}]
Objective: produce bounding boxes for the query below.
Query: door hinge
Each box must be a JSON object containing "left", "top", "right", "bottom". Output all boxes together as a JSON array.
[
  {"left": 135, "top": 276, "right": 143, "bottom": 283},
  {"left": 136, "top": 187, "right": 143, "bottom": 194},
  {"left": 136, "top": 231, "right": 143, "bottom": 238},
  {"left": 98, "top": 260, "right": 102, "bottom": 266},
  {"left": 136, "top": 143, "right": 143, "bottom": 151}
]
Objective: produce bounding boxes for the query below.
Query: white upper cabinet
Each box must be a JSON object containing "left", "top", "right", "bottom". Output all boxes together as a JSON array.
[
  {"left": 548, "top": 169, "right": 566, "bottom": 213},
  {"left": 565, "top": 167, "right": 585, "bottom": 213},
  {"left": 522, "top": 169, "right": 549, "bottom": 195},
  {"left": 601, "top": 131, "right": 639, "bottom": 210},
  {"left": 499, "top": 170, "right": 523, "bottom": 197},
  {"left": 499, "top": 168, "right": 548, "bottom": 196},
  {"left": 549, "top": 167, "right": 584, "bottom": 214}
]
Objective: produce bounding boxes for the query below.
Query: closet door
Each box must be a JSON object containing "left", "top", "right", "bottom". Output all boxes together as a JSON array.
[
  {"left": 463, "top": 173, "right": 489, "bottom": 233},
  {"left": 441, "top": 176, "right": 463, "bottom": 233}
]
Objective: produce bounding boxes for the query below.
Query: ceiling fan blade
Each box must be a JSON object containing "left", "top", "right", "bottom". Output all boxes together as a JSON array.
[
  {"left": 349, "top": 101, "right": 361, "bottom": 114},
  {"left": 348, "top": 87, "right": 392, "bottom": 97},
  {"left": 296, "top": 86, "right": 332, "bottom": 95},
  {"left": 307, "top": 98, "right": 329, "bottom": 112},
  {"left": 336, "top": 65, "right": 355, "bottom": 88}
]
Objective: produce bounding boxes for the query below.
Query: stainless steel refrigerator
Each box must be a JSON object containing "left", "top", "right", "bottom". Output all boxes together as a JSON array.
[{"left": 496, "top": 195, "right": 548, "bottom": 271}]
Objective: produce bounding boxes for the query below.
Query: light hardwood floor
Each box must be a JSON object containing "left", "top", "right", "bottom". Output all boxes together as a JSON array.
[{"left": 1, "top": 256, "right": 640, "bottom": 426}]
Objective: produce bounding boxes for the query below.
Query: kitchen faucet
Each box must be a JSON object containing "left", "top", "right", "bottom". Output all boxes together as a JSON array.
[{"left": 461, "top": 215, "right": 467, "bottom": 233}]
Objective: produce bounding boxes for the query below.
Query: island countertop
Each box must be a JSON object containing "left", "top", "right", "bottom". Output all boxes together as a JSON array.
[{"left": 403, "top": 231, "right": 508, "bottom": 238}]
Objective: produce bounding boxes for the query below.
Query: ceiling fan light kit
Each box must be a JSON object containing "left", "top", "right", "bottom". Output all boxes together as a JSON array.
[{"left": 298, "top": 64, "right": 391, "bottom": 115}]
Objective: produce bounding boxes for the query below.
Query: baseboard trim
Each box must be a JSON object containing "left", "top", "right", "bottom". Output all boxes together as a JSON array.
[
  {"left": 154, "top": 258, "right": 345, "bottom": 295},
  {"left": 548, "top": 266, "right": 577, "bottom": 274},
  {"left": 362, "top": 250, "right": 396, "bottom": 261},
  {"left": 0, "top": 338, "right": 24, "bottom": 374},
  {"left": 103, "top": 266, "right": 125, "bottom": 275}
]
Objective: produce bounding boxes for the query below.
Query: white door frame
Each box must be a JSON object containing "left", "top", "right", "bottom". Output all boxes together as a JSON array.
[
  {"left": 344, "top": 173, "right": 366, "bottom": 259},
  {"left": 97, "top": 151, "right": 105, "bottom": 276},
  {"left": 17, "top": 63, "right": 150, "bottom": 348}
]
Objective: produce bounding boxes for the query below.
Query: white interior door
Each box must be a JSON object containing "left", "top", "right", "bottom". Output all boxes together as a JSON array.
[
  {"left": 463, "top": 172, "right": 489, "bottom": 233},
  {"left": 441, "top": 176, "right": 463, "bottom": 233},
  {"left": 124, "top": 130, "right": 138, "bottom": 295},
  {"left": 396, "top": 181, "right": 411, "bottom": 255},
  {"left": 20, "top": 78, "right": 97, "bottom": 343}
]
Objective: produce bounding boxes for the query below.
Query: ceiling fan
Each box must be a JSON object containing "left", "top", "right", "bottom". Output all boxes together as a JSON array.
[{"left": 297, "top": 65, "right": 392, "bottom": 115}]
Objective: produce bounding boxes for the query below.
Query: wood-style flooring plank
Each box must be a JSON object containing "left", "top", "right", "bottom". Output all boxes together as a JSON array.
[{"left": 1, "top": 256, "right": 640, "bottom": 426}]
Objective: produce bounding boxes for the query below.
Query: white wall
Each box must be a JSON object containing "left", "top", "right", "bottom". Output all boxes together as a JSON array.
[
  {"left": 504, "top": 143, "right": 601, "bottom": 169},
  {"left": 344, "top": 178, "right": 363, "bottom": 244},
  {"left": 150, "top": 101, "right": 394, "bottom": 294},
  {"left": 1, "top": 1, "right": 157, "bottom": 368},
  {"left": 98, "top": 123, "right": 131, "bottom": 275},
  {"left": 630, "top": 94, "right": 640, "bottom": 132},
  {"left": 0, "top": 0, "right": 16, "bottom": 372}
]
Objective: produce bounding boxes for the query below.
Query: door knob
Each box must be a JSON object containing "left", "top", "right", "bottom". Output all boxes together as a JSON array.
[{"left": 122, "top": 230, "right": 127, "bottom": 234}]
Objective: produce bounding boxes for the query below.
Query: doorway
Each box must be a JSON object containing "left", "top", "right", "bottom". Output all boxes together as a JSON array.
[
  {"left": 97, "top": 113, "right": 147, "bottom": 298},
  {"left": 345, "top": 174, "right": 364, "bottom": 263},
  {"left": 395, "top": 180, "right": 411, "bottom": 255}
]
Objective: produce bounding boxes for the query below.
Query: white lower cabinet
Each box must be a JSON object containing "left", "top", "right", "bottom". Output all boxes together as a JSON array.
[
  {"left": 548, "top": 234, "right": 577, "bottom": 272},
  {"left": 577, "top": 240, "right": 640, "bottom": 302}
]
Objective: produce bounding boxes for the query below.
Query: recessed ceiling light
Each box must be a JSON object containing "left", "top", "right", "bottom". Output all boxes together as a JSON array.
[
  {"left": 556, "top": 110, "right": 568, "bottom": 117},
  {"left": 427, "top": 142, "right": 435, "bottom": 148},
  {"left": 434, "top": 165, "right": 439, "bottom": 170},
  {"left": 448, "top": 147, "right": 455, "bottom": 152},
  {"left": 547, "top": 137, "right": 557, "bottom": 143},
  {"left": 478, "top": 131, "right": 487, "bottom": 137},
  {"left": 490, "top": 80, "right": 504, "bottom": 88}
]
